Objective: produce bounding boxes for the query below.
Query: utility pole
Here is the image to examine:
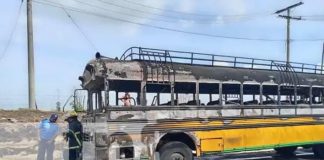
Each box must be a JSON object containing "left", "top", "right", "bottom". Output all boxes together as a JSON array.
[
  {"left": 275, "top": 2, "right": 303, "bottom": 64},
  {"left": 27, "top": 0, "right": 36, "bottom": 109}
]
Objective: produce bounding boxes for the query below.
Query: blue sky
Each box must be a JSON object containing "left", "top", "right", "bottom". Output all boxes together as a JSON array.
[{"left": 0, "top": 0, "right": 324, "bottom": 110}]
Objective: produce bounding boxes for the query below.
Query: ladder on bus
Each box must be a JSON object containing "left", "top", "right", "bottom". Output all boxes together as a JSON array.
[
  {"left": 272, "top": 61, "right": 300, "bottom": 88},
  {"left": 120, "top": 47, "right": 175, "bottom": 84}
]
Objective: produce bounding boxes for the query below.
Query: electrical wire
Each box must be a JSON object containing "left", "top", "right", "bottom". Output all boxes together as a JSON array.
[
  {"left": 96, "top": 0, "right": 266, "bottom": 22},
  {"left": 298, "top": 15, "right": 324, "bottom": 22},
  {"left": 34, "top": 1, "right": 324, "bottom": 42},
  {"left": 0, "top": 1, "right": 24, "bottom": 61},
  {"left": 57, "top": 1, "right": 98, "bottom": 52},
  {"left": 121, "top": 0, "right": 269, "bottom": 18},
  {"left": 97, "top": 0, "right": 206, "bottom": 21},
  {"left": 72, "top": 0, "right": 256, "bottom": 25},
  {"left": 304, "top": 15, "right": 324, "bottom": 17},
  {"left": 73, "top": 0, "right": 175, "bottom": 24},
  {"left": 302, "top": 16, "right": 324, "bottom": 22},
  {"left": 123, "top": 0, "right": 219, "bottom": 17},
  {"left": 33, "top": 0, "right": 285, "bottom": 42}
]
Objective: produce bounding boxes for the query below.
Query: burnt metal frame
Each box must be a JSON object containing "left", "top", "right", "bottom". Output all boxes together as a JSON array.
[
  {"left": 104, "top": 79, "right": 323, "bottom": 107},
  {"left": 99, "top": 76, "right": 323, "bottom": 108},
  {"left": 98, "top": 82, "right": 323, "bottom": 112},
  {"left": 272, "top": 62, "right": 300, "bottom": 87},
  {"left": 121, "top": 47, "right": 324, "bottom": 75},
  {"left": 101, "top": 84, "right": 324, "bottom": 119},
  {"left": 86, "top": 47, "right": 324, "bottom": 118},
  {"left": 121, "top": 47, "right": 177, "bottom": 106},
  {"left": 118, "top": 47, "right": 324, "bottom": 109}
]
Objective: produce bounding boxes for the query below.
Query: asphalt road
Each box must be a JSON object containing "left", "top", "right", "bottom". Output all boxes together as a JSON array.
[{"left": 197, "top": 149, "right": 320, "bottom": 160}]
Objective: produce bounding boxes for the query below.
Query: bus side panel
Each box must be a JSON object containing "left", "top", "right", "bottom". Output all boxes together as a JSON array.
[{"left": 195, "top": 124, "right": 324, "bottom": 154}]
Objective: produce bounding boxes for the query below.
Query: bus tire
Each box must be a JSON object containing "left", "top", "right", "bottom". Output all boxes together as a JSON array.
[
  {"left": 274, "top": 146, "right": 297, "bottom": 157},
  {"left": 313, "top": 144, "right": 324, "bottom": 158},
  {"left": 159, "top": 141, "right": 193, "bottom": 160}
]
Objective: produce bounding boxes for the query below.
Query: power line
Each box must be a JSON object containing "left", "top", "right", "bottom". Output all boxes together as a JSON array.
[
  {"left": 299, "top": 14, "right": 324, "bottom": 17},
  {"left": 121, "top": 0, "right": 268, "bottom": 18},
  {"left": 292, "top": 38, "right": 324, "bottom": 42},
  {"left": 0, "top": 1, "right": 24, "bottom": 61},
  {"left": 296, "top": 15, "right": 324, "bottom": 21},
  {"left": 301, "top": 16, "right": 324, "bottom": 22},
  {"left": 72, "top": 0, "right": 256, "bottom": 25},
  {"left": 122, "top": 0, "right": 214, "bottom": 17},
  {"left": 122, "top": 0, "right": 216, "bottom": 17},
  {"left": 33, "top": 0, "right": 285, "bottom": 42},
  {"left": 73, "top": 0, "right": 175, "bottom": 23},
  {"left": 97, "top": 0, "right": 204, "bottom": 21},
  {"left": 73, "top": 0, "right": 324, "bottom": 41},
  {"left": 96, "top": 0, "right": 265, "bottom": 22},
  {"left": 57, "top": 1, "right": 98, "bottom": 52},
  {"left": 44, "top": 0, "right": 324, "bottom": 24},
  {"left": 34, "top": 1, "right": 324, "bottom": 42},
  {"left": 304, "top": 19, "right": 324, "bottom": 22}
]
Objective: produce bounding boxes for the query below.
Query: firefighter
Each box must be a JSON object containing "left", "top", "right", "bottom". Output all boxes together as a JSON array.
[{"left": 64, "top": 111, "right": 83, "bottom": 160}]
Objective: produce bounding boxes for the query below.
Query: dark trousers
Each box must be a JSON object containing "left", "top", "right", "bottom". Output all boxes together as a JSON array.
[
  {"left": 37, "top": 139, "right": 55, "bottom": 160},
  {"left": 69, "top": 148, "right": 81, "bottom": 160}
]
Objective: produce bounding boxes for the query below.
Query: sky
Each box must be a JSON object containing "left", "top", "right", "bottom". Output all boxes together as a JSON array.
[{"left": 0, "top": 0, "right": 324, "bottom": 110}]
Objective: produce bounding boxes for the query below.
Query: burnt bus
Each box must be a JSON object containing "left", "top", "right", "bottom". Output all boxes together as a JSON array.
[{"left": 77, "top": 47, "right": 324, "bottom": 160}]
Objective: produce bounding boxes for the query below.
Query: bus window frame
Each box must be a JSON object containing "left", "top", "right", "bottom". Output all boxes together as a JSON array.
[
  {"left": 73, "top": 89, "right": 89, "bottom": 112},
  {"left": 101, "top": 78, "right": 322, "bottom": 109}
]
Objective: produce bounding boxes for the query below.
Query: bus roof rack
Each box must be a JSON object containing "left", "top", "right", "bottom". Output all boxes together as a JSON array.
[{"left": 120, "top": 47, "right": 324, "bottom": 75}]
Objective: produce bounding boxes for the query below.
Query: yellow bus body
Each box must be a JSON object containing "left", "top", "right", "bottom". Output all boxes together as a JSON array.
[{"left": 191, "top": 117, "right": 324, "bottom": 156}]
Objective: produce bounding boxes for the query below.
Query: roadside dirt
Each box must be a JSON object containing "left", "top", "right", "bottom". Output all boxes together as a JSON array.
[
  {"left": 0, "top": 110, "right": 67, "bottom": 159},
  {"left": 0, "top": 109, "right": 64, "bottom": 123}
]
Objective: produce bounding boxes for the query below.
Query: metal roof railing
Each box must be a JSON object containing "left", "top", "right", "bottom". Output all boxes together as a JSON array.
[{"left": 120, "top": 47, "right": 324, "bottom": 75}]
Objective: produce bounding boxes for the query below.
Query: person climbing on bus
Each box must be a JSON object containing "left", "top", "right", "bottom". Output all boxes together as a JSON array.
[{"left": 120, "top": 92, "right": 132, "bottom": 107}]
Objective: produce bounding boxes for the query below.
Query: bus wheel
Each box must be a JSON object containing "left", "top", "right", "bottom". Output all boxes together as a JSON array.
[
  {"left": 159, "top": 141, "right": 193, "bottom": 160},
  {"left": 274, "top": 146, "right": 297, "bottom": 157},
  {"left": 313, "top": 144, "right": 324, "bottom": 158}
]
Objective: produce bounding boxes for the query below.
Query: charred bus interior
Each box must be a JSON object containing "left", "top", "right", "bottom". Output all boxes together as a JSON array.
[{"left": 87, "top": 81, "right": 324, "bottom": 108}]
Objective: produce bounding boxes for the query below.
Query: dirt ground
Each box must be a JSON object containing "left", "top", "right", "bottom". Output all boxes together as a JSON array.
[
  {"left": 0, "top": 109, "right": 69, "bottom": 159},
  {"left": 0, "top": 109, "right": 64, "bottom": 123}
]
